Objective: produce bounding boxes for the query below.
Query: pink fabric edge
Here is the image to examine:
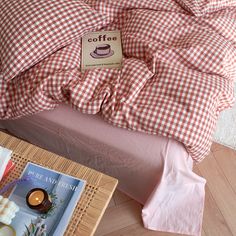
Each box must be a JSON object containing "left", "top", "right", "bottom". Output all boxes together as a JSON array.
[{"left": 142, "top": 139, "right": 206, "bottom": 236}]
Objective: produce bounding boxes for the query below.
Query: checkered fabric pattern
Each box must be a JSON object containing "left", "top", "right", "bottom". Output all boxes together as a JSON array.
[
  {"left": 176, "top": 0, "right": 236, "bottom": 16},
  {"left": 1, "top": 0, "right": 236, "bottom": 162},
  {"left": 0, "top": 0, "right": 110, "bottom": 81}
]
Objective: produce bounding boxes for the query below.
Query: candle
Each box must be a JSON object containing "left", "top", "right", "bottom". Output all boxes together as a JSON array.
[
  {"left": 26, "top": 188, "right": 52, "bottom": 214},
  {"left": 28, "top": 190, "right": 44, "bottom": 206}
]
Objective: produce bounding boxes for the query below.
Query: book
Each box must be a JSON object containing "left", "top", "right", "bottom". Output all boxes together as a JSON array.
[
  {"left": 3, "top": 160, "right": 15, "bottom": 178},
  {"left": 8, "top": 162, "right": 86, "bottom": 236},
  {"left": 0, "top": 146, "right": 12, "bottom": 181}
]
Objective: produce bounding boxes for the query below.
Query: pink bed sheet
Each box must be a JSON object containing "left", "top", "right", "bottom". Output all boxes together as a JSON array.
[{"left": 0, "top": 105, "right": 206, "bottom": 236}]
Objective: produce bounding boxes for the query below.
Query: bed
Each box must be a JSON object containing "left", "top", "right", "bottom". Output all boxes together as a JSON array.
[
  {"left": 0, "top": 0, "right": 235, "bottom": 235},
  {"left": 0, "top": 105, "right": 206, "bottom": 236}
]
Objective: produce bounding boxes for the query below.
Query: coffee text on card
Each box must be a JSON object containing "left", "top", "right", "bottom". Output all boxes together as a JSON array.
[{"left": 81, "top": 31, "right": 123, "bottom": 71}]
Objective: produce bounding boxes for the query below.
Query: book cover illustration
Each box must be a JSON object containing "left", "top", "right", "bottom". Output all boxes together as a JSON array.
[{"left": 8, "top": 163, "right": 86, "bottom": 236}]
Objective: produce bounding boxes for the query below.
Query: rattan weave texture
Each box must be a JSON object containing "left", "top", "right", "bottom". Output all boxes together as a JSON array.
[{"left": 0, "top": 131, "right": 118, "bottom": 236}]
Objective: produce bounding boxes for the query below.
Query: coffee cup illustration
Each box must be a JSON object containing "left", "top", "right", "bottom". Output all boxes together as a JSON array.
[{"left": 90, "top": 44, "right": 114, "bottom": 58}]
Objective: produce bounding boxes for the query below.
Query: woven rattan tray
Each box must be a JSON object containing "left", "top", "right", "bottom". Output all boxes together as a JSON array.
[{"left": 0, "top": 131, "right": 118, "bottom": 236}]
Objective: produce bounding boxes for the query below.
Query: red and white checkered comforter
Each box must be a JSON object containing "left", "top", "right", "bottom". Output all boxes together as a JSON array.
[{"left": 0, "top": 0, "right": 235, "bottom": 162}]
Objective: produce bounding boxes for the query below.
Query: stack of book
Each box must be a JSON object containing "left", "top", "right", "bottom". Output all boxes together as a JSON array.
[{"left": 0, "top": 146, "right": 15, "bottom": 181}]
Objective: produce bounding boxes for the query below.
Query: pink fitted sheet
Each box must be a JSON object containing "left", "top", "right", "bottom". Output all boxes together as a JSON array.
[{"left": 0, "top": 105, "right": 206, "bottom": 235}]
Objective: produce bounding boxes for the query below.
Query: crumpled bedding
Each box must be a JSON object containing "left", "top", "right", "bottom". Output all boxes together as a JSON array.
[{"left": 0, "top": 0, "right": 235, "bottom": 163}]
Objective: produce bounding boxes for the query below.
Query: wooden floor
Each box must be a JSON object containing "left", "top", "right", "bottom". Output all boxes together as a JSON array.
[{"left": 95, "top": 143, "right": 236, "bottom": 236}]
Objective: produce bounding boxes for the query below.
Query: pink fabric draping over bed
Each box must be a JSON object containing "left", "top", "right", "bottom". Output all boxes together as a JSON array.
[
  {"left": 0, "top": 105, "right": 206, "bottom": 235},
  {"left": 142, "top": 140, "right": 206, "bottom": 236}
]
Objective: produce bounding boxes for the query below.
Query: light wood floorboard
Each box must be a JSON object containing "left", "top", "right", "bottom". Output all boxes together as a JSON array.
[{"left": 95, "top": 143, "right": 236, "bottom": 236}]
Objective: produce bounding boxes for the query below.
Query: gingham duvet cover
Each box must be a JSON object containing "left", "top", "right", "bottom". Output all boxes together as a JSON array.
[{"left": 0, "top": 0, "right": 235, "bottom": 163}]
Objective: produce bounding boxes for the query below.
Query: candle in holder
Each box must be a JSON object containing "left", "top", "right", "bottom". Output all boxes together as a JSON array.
[{"left": 26, "top": 188, "right": 52, "bottom": 214}]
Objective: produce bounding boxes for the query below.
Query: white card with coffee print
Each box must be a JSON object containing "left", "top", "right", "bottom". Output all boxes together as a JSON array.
[{"left": 81, "top": 30, "right": 123, "bottom": 71}]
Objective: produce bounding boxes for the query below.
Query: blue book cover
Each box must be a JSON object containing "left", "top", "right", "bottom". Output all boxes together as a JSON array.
[{"left": 8, "top": 162, "right": 86, "bottom": 236}]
